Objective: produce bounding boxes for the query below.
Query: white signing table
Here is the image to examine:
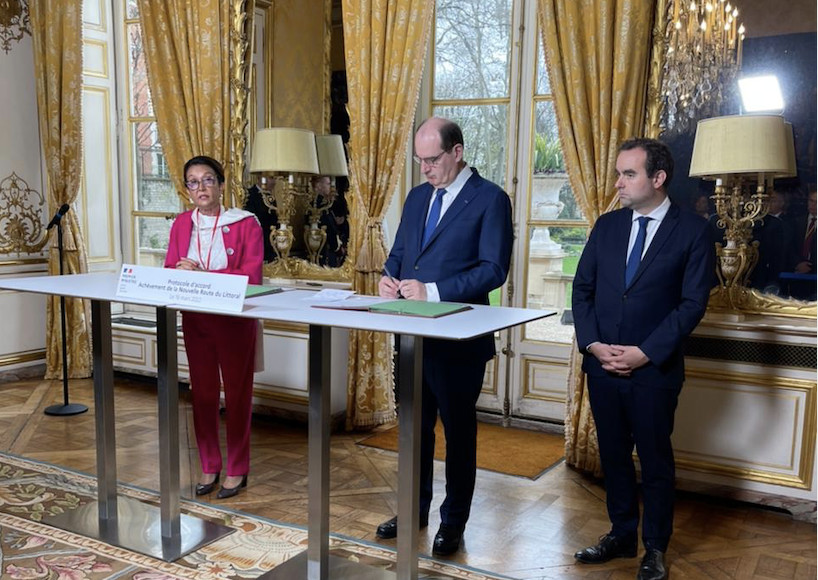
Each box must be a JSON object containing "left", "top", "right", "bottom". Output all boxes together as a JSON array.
[{"left": 0, "top": 273, "right": 554, "bottom": 579}]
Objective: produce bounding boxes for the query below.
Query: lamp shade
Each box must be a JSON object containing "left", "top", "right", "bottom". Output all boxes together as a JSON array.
[
  {"left": 689, "top": 114, "right": 796, "bottom": 179},
  {"left": 249, "top": 127, "right": 319, "bottom": 174},
  {"left": 315, "top": 134, "right": 348, "bottom": 176}
]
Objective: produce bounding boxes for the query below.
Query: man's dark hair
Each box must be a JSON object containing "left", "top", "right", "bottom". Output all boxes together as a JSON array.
[
  {"left": 184, "top": 156, "right": 225, "bottom": 184},
  {"left": 619, "top": 138, "right": 674, "bottom": 188},
  {"left": 438, "top": 120, "right": 464, "bottom": 152}
]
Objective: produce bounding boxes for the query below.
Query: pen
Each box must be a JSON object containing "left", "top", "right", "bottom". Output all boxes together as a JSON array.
[{"left": 382, "top": 264, "right": 404, "bottom": 299}]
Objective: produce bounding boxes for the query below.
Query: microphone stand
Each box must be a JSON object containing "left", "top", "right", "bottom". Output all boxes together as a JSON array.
[{"left": 44, "top": 218, "right": 88, "bottom": 416}]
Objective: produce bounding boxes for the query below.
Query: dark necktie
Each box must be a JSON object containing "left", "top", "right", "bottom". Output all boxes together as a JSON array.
[
  {"left": 625, "top": 216, "right": 652, "bottom": 286},
  {"left": 422, "top": 189, "right": 446, "bottom": 248},
  {"left": 802, "top": 216, "right": 816, "bottom": 259}
]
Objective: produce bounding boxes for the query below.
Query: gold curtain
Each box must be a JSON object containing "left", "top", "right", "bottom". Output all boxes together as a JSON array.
[
  {"left": 30, "top": 0, "right": 92, "bottom": 379},
  {"left": 138, "top": 0, "right": 232, "bottom": 205},
  {"left": 538, "top": 0, "right": 661, "bottom": 475},
  {"left": 341, "top": 0, "right": 435, "bottom": 428}
]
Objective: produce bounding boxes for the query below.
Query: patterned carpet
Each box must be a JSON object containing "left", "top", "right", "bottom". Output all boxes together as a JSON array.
[{"left": 0, "top": 452, "right": 512, "bottom": 579}]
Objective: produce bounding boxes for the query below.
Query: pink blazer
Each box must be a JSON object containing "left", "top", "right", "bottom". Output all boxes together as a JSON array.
[{"left": 164, "top": 210, "right": 264, "bottom": 284}]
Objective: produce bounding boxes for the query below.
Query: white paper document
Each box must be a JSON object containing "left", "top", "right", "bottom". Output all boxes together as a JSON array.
[
  {"left": 302, "top": 289, "right": 357, "bottom": 302},
  {"left": 116, "top": 264, "right": 248, "bottom": 313}
]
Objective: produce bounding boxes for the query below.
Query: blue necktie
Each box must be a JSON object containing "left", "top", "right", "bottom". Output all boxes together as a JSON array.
[
  {"left": 422, "top": 189, "right": 446, "bottom": 248},
  {"left": 625, "top": 216, "right": 651, "bottom": 286}
]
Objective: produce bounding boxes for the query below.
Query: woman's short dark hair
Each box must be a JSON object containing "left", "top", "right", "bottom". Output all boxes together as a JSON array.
[
  {"left": 184, "top": 156, "right": 225, "bottom": 183},
  {"left": 619, "top": 138, "right": 674, "bottom": 187}
]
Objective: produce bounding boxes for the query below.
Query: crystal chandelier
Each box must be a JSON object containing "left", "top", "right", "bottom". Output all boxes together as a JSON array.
[{"left": 661, "top": 0, "right": 746, "bottom": 136}]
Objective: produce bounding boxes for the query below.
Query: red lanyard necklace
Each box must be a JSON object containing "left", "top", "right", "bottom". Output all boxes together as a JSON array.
[{"left": 195, "top": 207, "right": 221, "bottom": 271}]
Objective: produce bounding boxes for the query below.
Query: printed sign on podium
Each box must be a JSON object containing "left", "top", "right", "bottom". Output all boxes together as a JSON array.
[{"left": 116, "top": 264, "right": 248, "bottom": 313}]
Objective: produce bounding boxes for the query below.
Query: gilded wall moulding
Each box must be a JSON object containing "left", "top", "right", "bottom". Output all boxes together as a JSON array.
[
  {"left": 0, "top": 0, "right": 31, "bottom": 54},
  {"left": 0, "top": 172, "right": 47, "bottom": 255}
]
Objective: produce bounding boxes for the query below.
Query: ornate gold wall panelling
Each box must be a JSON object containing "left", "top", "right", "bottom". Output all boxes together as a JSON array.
[
  {"left": 0, "top": 172, "right": 47, "bottom": 256},
  {"left": 708, "top": 286, "right": 818, "bottom": 319},
  {"left": 522, "top": 356, "right": 570, "bottom": 403},
  {"left": 0, "top": 0, "right": 31, "bottom": 54},
  {"left": 676, "top": 369, "right": 815, "bottom": 490},
  {"left": 0, "top": 349, "right": 46, "bottom": 367},
  {"left": 81, "top": 0, "right": 106, "bottom": 32},
  {"left": 80, "top": 86, "right": 116, "bottom": 263},
  {"left": 229, "top": 0, "right": 254, "bottom": 208},
  {"left": 81, "top": 38, "right": 108, "bottom": 78},
  {"left": 261, "top": 320, "right": 308, "bottom": 335},
  {"left": 111, "top": 335, "right": 147, "bottom": 367},
  {"left": 479, "top": 355, "right": 500, "bottom": 397}
]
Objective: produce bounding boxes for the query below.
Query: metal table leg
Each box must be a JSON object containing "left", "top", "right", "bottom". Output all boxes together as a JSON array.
[
  {"left": 396, "top": 334, "right": 422, "bottom": 580},
  {"left": 263, "top": 326, "right": 401, "bottom": 579},
  {"left": 45, "top": 303, "right": 233, "bottom": 561}
]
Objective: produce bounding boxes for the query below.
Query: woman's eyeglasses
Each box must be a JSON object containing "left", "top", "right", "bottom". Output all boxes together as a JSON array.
[{"left": 185, "top": 176, "right": 218, "bottom": 191}]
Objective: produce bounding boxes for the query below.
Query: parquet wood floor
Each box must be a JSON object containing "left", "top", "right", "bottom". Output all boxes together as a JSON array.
[{"left": 1, "top": 375, "right": 815, "bottom": 579}]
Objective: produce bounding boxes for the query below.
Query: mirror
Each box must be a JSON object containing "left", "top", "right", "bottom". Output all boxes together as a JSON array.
[
  {"left": 660, "top": 6, "right": 816, "bottom": 316},
  {"left": 237, "top": 0, "right": 353, "bottom": 283}
]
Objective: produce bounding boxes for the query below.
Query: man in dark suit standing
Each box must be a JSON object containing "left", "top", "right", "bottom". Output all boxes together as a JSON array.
[
  {"left": 572, "top": 138, "right": 714, "bottom": 580},
  {"left": 377, "top": 117, "right": 513, "bottom": 556},
  {"left": 791, "top": 187, "right": 817, "bottom": 275}
]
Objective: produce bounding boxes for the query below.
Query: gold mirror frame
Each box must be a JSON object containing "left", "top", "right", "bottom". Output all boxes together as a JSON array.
[
  {"left": 230, "top": 0, "right": 353, "bottom": 284},
  {"left": 648, "top": 0, "right": 816, "bottom": 319}
]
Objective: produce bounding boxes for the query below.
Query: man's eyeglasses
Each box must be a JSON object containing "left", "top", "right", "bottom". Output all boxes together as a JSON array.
[
  {"left": 185, "top": 176, "right": 218, "bottom": 191},
  {"left": 412, "top": 149, "right": 451, "bottom": 167}
]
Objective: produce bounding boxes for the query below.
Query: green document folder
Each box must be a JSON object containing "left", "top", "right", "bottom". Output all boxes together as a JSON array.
[
  {"left": 245, "top": 284, "right": 283, "bottom": 298},
  {"left": 368, "top": 300, "right": 472, "bottom": 318}
]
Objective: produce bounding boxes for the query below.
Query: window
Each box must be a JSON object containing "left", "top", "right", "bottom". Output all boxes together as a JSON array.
[
  {"left": 123, "top": 3, "right": 180, "bottom": 267},
  {"left": 524, "top": 34, "right": 586, "bottom": 344},
  {"left": 431, "top": 0, "right": 513, "bottom": 190},
  {"left": 429, "top": 1, "right": 588, "bottom": 343}
]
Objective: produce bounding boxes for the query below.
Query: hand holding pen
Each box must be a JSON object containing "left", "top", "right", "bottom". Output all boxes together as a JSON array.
[{"left": 380, "top": 264, "right": 404, "bottom": 299}]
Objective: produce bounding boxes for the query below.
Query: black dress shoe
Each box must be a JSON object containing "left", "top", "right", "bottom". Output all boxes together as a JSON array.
[
  {"left": 375, "top": 515, "right": 429, "bottom": 539},
  {"left": 432, "top": 523, "right": 464, "bottom": 556},
  {"left": 195, "top": 473, "right": 220, "bottom": 496},
  {"left": 574, "top": 533, "right": 637, "bottom": 564},
  {"left": 216, "top": 474, "right": 247, "bottom": 499},
  {"left": 637, "top": 549, "right": 667, "bottom": 580}
]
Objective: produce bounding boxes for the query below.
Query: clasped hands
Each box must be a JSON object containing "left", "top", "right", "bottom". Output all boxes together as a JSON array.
[
  {"left": 379, "top": 276, "right": 427, "bottom": 301},
  {"left": 590, "top": 343, "right": 649, "bottom": 376},
  {"left": 175, "top": 257, "right": 202, "bottom": 271}
]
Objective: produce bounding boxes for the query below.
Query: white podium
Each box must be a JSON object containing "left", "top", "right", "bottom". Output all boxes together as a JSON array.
[{"left": 0, "top": 272, "right": 554, "bottom": 579}]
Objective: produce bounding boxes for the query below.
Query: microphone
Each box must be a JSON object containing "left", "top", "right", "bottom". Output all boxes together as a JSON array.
[{"left": 46, "top": 204, "right": 70, "bottom": 230}]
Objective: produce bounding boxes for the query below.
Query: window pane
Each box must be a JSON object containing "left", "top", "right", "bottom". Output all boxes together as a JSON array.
[
  {"left": 531, "top": 100, "right": 583, "bottom": 221},
  {"left": 136, "top": 216, "right": 173, "bottom": 267},
  {"left": 433, "top": 104, "right": 508, "bottom": 189},
  {"left": 524, "top": 224, "right": 586, "bottom": 343},
  {"left": 535, "top": 33, "right": 552, "bottom": 95},
  {"left": 126, "top": 0, "right": 139, "bottom": 19},
  {"left": 128, "top": 22, "right": 153, "bottom": 117},
  {"left": 132, "top": 122, "right": 178, "bottom": 212},
  {"left": 433, "top": 0, "right": 513, "bottom": 100}
]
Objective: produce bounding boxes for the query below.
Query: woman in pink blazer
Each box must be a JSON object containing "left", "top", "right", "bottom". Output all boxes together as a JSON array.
[{"left": 164, "top": 156, "right": 263, "bottom": 499}]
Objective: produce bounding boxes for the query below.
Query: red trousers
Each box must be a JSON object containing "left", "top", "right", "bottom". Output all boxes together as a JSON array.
[{"left": 182, "top": 312, "right": 256, "bottom": 477}]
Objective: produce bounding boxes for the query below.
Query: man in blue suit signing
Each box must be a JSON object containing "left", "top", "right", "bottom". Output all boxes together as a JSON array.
[
  {"left": 377, "top": 117, "right": 513, "bottom": 556},
  {"left": 572, "top": 138, "right": 714, "bottom": 580}
]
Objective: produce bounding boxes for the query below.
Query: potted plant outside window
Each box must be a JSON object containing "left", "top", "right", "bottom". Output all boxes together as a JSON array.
[{"left": 531, "top": 133, "right": 567, "bottom": 220}]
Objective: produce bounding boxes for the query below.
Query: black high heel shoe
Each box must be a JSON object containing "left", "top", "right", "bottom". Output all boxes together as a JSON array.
[
  {"left": 195, "top": 473, "right": 220, "bottom": 496},
  {"left": 216, "top": 474, "right": 248, "bottom": 499}
]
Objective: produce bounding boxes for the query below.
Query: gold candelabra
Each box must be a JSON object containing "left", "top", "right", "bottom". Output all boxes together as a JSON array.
[
  {"left": 690, "top": 114, "right": 796, "bottom": 310},
  {"left": 710, "top": 179, "right": 766, "bottom": 293},
  {"left": 249, "top": 129, "right": 348, "bottom": 271}
]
